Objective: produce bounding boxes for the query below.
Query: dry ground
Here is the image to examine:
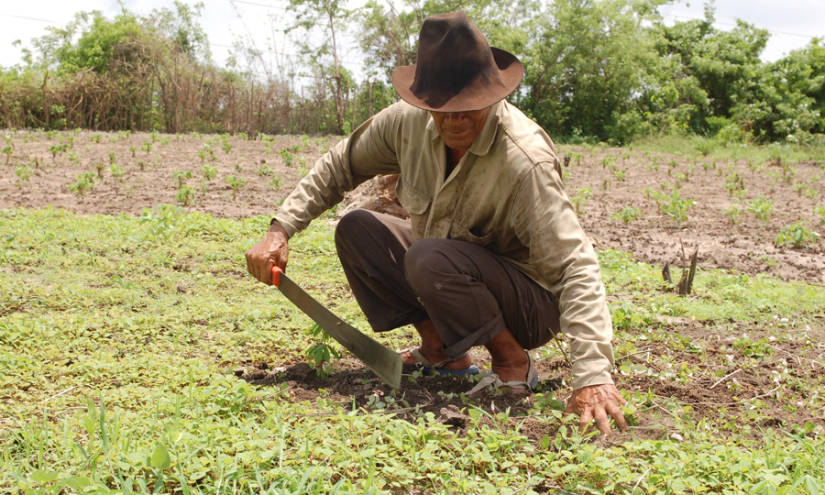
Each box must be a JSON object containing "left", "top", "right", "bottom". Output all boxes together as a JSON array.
[{"left": 2, "top": 130, "right": 822, "bottom": 285}]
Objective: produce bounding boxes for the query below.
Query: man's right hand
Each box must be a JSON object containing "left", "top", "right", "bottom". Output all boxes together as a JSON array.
[{"left": 245, "top": 222, "right": 290, "bottom": 284}]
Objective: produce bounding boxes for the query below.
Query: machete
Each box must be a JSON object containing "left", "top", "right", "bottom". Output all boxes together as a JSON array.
[{"left": 271, "top": 266, "right": 402, "bottom": 389}]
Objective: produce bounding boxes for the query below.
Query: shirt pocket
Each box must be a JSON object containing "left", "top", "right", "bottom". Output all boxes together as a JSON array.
[
  {"left": 396, "top": 180, "right": 431, "bottom": 215},
  {"left": 451, "top": 224, "right": 495, "bottom": 247}
]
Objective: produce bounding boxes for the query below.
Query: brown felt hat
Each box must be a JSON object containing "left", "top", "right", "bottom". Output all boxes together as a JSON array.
[{"left": 392, "top": 11, "right": 523, "bottom": 112}]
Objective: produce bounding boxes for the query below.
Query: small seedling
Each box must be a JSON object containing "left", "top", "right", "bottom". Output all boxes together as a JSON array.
[
  {"left": 269, "top": 175, "right": 282, "bottom": 190},
  {"left": 570, "top": 187, "right": 592, "bottom": 215},
  {"left": 661, "top": 188, "right": 695, "bottom": 227},
  {"left": 2, "top": 144, "right": 13, "bottom": 165},
  {"left": 141, "top": 141, "right": 152, "bottom": 154},
  {"left": 225, "top": 175, "right": 246, "bottom": 200},
  {"left": 49, "top": 143, "right": 68, "bottom": 159},
  {"left": 110, "top": 163, "right": 124, "bottom": 180},
  {"left": 748, "top": 196, "right": 773, "bottom": 222},
  {"left": 202, "top": 164, "right": 217, "bottom": 181},
  {"left": 130, "top": 146, "right": 136, "bottom": 158},
  {"left": 724, "top": 205, "right": 743, "bottom": 224},
  {"left": 304, "top": 324, "right": 339, "bottom": 377},
  {"left": 611, "top": 206, "right": 641, "bottom": 224},
  {"left": 176, "top": 185, "right": 196, "bottom": 206},
  {"left": 95, "top": 162, "right": 105, "bottom": 179},
  {"left": 775, "top": 222, "right": 820, "bottom": 248},
  {"left": 69, "top": 172, "right": 96, "bottom": 196},
  {"left": 725, "top": 172, "right": 745, "bottom": 197},
  {"left": 279, "top": 149, "right": 295, "bottom": 167},
  {"left": 108, "top": 152, "right": 116, "bottom": 164},
  {"left": 15, "top": 165, "right": 33, "bottom": 183},
  {"left": 173, "top": 170, "right": 192, "bottom": 188},
  {"left": 256, "top": 164, "right": 273, "bottom": 176}
]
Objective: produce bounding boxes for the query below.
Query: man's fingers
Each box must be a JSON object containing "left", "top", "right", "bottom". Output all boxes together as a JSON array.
[
  {"left": 605, "top": 401, "right": 629, "bottom": 431},
  {"left": 578, "top": 407, "right": 593, "bottom": 433},
  {"left": 593, "top": 406, "right": 611, "bottom": 435}
]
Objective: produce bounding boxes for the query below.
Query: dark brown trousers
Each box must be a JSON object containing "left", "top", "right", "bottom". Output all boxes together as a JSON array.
[{"left": 334, "top": 209, "right": 561, "bottom": 359}]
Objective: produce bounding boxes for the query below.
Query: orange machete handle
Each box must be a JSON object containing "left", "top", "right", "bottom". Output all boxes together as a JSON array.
[{"left": 271, "top": 266, "right": 282, "bottom": 287}]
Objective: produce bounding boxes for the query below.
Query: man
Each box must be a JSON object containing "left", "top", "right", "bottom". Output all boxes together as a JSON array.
[{"left": 246, "top": 11, "right": 627, "bottom": 434}]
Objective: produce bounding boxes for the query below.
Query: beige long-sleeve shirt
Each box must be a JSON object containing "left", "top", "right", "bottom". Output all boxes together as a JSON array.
[{"left": 275, "top": 100, "right": 615, "bottom": 389}]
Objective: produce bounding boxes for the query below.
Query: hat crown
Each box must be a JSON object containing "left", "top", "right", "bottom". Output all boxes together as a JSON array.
[
  {"left": 391, "top": 11, "right": 523, "bottom": 112},
  {"left": 412, "top": 12, "right": 498, "bottom": 102}
]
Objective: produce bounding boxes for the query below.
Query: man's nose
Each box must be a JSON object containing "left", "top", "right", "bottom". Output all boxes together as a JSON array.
[{"left": 444, "top": 112, "right": 468, "bottom": 122}]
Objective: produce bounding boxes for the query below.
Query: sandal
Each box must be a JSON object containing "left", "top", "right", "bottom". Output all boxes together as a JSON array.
[
  {"left": 401, "top": 348, "right": 480, "bottom": 377},
  {"left": 467, "top": 350, "right": 538, "bottom": 397}
]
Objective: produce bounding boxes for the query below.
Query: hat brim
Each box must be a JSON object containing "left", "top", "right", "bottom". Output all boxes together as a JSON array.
[{"left": 392, "top": 47, "right": 523, "bottom": 112}]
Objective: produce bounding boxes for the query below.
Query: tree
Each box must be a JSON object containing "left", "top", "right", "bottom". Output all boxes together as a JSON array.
[
  {"left": 517, "top": 0, "right": 666, "bottom": 143},
  {"left": 286, "top": 0, "right": 352, "bottom": 134}
]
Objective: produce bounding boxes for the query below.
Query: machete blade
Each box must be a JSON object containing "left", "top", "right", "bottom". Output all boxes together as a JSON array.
[{"left": 272, "top": 267, "right": 402, "bottom": 389}]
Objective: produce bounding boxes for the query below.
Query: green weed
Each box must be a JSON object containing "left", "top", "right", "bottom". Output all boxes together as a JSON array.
[
  {"left": 611, "top": 206, "right": 641, "bottom": 224},
  {"left": 68, "top": 172, "right": 95, "bottom": 196},
  {"left": 225, "top": 175, "right": 246, "bottom": 199},
  {"left": 570, "top": 187, "right": 592, "bottom": 215},
  {"left": 775, "top": 222, "right": 820, "bottom": 248},
  {"left": 748, "top": 196, "right": 774, "bottom": 222}
]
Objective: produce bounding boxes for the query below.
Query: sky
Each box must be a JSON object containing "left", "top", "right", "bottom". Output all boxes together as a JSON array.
[{"left": 1, "top": 0, "right": 824, "bottom": 78}]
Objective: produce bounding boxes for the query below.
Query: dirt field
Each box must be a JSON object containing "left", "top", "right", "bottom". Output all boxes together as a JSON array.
[
  {"left": 2, "top": 129, "right": 824, "bottom": 440},
  {"left": 2, "top": 130, "right": 823, "bottom": 284}
]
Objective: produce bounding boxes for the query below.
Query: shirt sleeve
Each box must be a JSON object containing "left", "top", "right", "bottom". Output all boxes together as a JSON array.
[
  {"left": 510, "top": 162, "right": 615, "bottom": 390},
  {"left": 274, "top": 104, "right": 403, "bottom": 237}
]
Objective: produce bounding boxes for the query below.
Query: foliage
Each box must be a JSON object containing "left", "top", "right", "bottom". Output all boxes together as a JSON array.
[
  {"left": 2, "top": 210, "right": 825, "bottom": 494},
  {"left": 748, "top": 196, "right": 774, "bottom": 222},
  {"left": 570, "top": 187, "right": 592, "bottom": 215},
  {"left": 68, "top": 171, "right": 96, "bottom": 196},
  {"left": 658, "top": 188, "right": 695, "bottom": 227},
  {"left": 518, "top": 0, "right": 667, "bottom": 144},
  {"left": 1, "top": 1, "right": 825, "bottom": 144},
  {"left": 775, "top": 221, "right": 820, "bottom": 248},
  {"left": 611, "top": 206, "right": 642, "bottom": 224}
]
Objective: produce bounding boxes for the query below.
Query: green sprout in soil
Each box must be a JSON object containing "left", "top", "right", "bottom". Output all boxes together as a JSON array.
[
  {"left": 748, "top": 196, "right": 774, "bottom": 222},
  {"left": 571, "top": 187, "right": 592, "bottom": 215},
  {"left": 279, "top": 148, "right": 295, "bottom": 167},
  {"left": 68, "top": 172, "right": 95, "bottom": 196},
  {"left": 2, "top": 144, "right": 12, "bottom": 165},
  {"left": 202, "top": 164, "right": 217, "bottom": 181},
  {"left": 110, "top": 163, "right": 124, "bottom": 181},
  {"left": 174, "top": 170, "right": 192, "bottom": 188},
  {"left": 775, "top": 222, "right": 820, "bottom": 248},
  {"left": 304, "top": 324, "right": 339, "bottom": 377},
  {"left": 611, "top": 206, "right": 641, "bottom": 224},
  {"left": 724, "top": 205, "right": 743, "bottom": 224},
  {"left": 176, "top": 185, "right": 196, "bottom": 206},
  {"left": 660, "top": 188, "right": 695, "bottom": 227},
  {"left": 225, "top": 175, "right": 245, "bottom": 200},
  {"left": 15, "top": 165, "right": 33, "bottom": 184}
]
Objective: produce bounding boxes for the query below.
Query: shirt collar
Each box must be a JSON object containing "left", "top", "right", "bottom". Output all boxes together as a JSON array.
[{"left": 426, "top": 100, "right": 502, "bottom": 157}]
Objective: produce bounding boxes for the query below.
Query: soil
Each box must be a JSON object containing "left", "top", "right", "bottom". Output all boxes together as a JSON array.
[{"left": 2, "top": 129, "right": 824, "bottom": 438}]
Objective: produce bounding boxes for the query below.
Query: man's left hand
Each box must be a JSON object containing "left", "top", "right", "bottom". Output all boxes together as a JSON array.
[{"left": 565, "top": 383, "right": 628, "bottom": 435}]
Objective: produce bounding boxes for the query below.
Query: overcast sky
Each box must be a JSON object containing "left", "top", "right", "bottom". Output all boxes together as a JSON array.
[{"left": 1, "top": 0, "right": 823, "bottom": 77}]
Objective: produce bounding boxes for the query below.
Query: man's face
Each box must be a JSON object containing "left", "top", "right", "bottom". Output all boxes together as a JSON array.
[{"left": 429, "top": 107, "right": 491, "bottom": 152}]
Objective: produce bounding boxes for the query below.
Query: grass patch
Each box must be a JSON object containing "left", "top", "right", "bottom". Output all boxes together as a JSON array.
[{"left": 2, "top": 208, "right": 824, "bottom": 493}]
